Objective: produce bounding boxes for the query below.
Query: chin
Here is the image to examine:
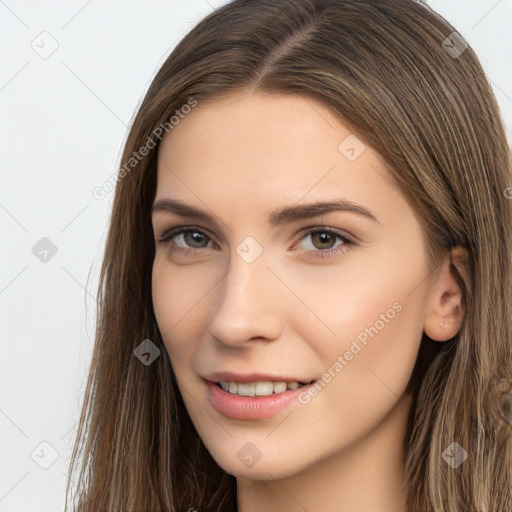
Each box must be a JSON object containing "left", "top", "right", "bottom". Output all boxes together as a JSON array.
[{"left": 204, "top": 436, "right": 322, "bottom": 481}]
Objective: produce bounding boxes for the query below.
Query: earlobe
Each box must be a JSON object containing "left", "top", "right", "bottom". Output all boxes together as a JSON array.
[{"left": 423, "top": 246, "right": 467, "bottom": 342}]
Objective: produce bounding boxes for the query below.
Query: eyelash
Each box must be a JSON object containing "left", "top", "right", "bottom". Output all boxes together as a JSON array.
[{"left": 157, "top": 225, "right": 356, "bottom": 260}]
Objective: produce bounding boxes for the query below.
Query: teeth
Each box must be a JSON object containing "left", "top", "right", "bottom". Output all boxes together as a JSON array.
[
  {"left": 273, "top": 381, "right": 287, "bottom": 394},
  {"left": 255, "top": 382, "right": 273, "bottom": 396},
  {"left": 237, "top": 382, "right": 255, "bottom": 396},
  {"left": 217, "top": 380, "right": 311, "bottom": 397}
]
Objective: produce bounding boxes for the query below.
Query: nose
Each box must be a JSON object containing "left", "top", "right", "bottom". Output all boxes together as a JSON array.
[{"left": 208, "top": 247, "right": 284, "bottom": 348}]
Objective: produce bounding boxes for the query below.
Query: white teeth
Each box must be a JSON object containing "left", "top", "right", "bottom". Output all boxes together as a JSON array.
[
  {"left": 273, "top": 381, "right": 287, "bottom": 394},
  {"left": 255, "top": 381, "right": 274, "bottom": 396},
  {"left": 217, "top": 380, "right": 310, "bottom": 396},
  {"left": 237, "top": 382, "right": 255, "bottom": 396}
]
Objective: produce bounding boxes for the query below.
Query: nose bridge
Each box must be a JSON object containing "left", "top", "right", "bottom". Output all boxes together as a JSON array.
[{"left": 209, "top": 237, "right": 282, "bottom": 345}]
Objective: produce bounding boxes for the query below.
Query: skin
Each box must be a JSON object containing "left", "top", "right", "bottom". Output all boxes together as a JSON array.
[{"left": 151, "top": 91, "right": 464, "bottom": 512}]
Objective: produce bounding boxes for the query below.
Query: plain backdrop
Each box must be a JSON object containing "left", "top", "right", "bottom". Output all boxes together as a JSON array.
[{"left": 1, "top": 1, "right": 511, "bottom": 510}]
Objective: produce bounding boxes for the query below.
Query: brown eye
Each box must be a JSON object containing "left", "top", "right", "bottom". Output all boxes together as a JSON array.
[
  {"left": 310, "top": 231, "right": 337, "bottom": 250},
  {"left": 294, "top": 227, "right": 355, "bottom": 260}
]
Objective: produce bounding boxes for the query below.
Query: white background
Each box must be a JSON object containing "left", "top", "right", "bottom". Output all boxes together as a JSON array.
[{"left": 1, "top": 1, "right": 511, "bottom": 510}]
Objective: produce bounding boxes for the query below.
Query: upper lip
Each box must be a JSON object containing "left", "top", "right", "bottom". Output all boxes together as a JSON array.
[{"left": 204, "top": 371, "right": 317, "bottom": 384}]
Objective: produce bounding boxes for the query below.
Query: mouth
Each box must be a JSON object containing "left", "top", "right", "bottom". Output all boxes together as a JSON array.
[
  {"left": 205, "top": 378, "right": 319, "bottom": 420},
  {"left": 214, "top": 379, "right": 317, "bottom": 397}
]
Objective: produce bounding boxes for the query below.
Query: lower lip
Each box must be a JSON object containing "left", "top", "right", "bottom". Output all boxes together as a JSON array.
[{"left": 206, "top": 380, "right": 316, "bottom": 420}]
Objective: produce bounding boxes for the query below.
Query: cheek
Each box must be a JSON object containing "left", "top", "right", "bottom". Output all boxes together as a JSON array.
[
  {"left": 312, "top": 310, "right": 421, "bottom": 454},
  {"left": 299, "top": 257, "right": 427, "bottom": 422},
  {"left": 151, "top": 260, "right": 208, "bottom": 364},
  {"left": 333, "top": 301, "right": 423, "bottom": 392},
  {"left": 272, "top": 243, "right": 428, "bottom": 359}
]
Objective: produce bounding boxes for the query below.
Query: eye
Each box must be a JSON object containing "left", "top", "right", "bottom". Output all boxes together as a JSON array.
[
  {"left": 158, "top": 227, "right": 215, "bottom": 253},
  {"left": 293, "top": 227, "right": 355, "bottom": 259},
  {"left": 157, "top": 225, "right": 355, "bottom": 259}
]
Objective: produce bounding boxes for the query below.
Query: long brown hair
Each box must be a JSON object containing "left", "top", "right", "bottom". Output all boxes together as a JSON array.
[{"left": 65, "top": 1, "right": 512, "bottom": 510}]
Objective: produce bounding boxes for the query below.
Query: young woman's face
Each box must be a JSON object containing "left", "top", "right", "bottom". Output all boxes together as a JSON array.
[{"left": 152, "top": 91, "right": 433, "bottom": 480}]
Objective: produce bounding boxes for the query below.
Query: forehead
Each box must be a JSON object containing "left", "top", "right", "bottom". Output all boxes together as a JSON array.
[
  {"left": 159, "top": 91, "right": 353, "bottom": 169},
  {"left": 155, "top": 92, "right": 400, "bottom": 221}
]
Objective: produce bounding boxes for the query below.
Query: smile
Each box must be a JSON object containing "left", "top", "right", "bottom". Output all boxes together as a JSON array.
[
  {"left": 206, "top": 379, "right": 318, "bottom": 420},
  {"left": 217, "top": 380, "right": 314, "bottom": 397}
]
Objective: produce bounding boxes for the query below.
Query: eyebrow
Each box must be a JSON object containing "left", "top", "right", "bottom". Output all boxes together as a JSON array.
[{"left": 151, "top": 198, "right": 381, "bottom": 226}]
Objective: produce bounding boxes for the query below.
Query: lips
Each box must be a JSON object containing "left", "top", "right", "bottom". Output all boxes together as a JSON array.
[
  {"left": 205, "top": 370, "right": 316, "bottom": 383},
  {"left": 200, "top": 370, "right": 318, "bottom": 419}
]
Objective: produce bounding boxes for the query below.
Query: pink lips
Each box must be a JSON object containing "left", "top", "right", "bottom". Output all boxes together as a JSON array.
[{"left": 205, "top": 379, "right": 316, "bottom": 420}]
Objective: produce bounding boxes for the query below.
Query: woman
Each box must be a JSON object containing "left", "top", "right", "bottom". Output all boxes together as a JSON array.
[{"left": 66, "top": 0, "right": 512, "bottom": 510}]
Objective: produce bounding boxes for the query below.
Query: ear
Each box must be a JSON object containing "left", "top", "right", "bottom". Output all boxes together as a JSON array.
[{"left": 423, "top": 246, "right": 467, "bottom": 342}]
